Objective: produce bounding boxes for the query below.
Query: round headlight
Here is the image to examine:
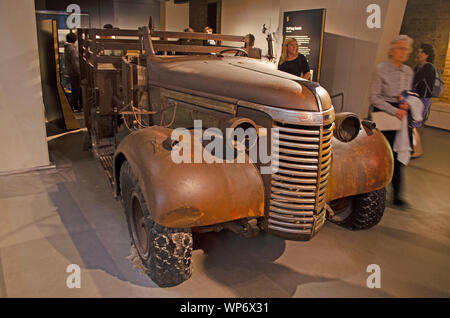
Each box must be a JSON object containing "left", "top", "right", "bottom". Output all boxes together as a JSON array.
[
  {"left": 334, "top": 112, "right": 361, "bottom": 142},
  {"left": 223, "top": 117, "right": 258, "bottom": 150}
]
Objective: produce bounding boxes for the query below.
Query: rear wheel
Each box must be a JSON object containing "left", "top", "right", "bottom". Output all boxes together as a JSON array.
[
  {"left": 120, "top": 161, "right": 193, "bottom": 287},
  {"left": 328, "top": 188, "right": 386, "bottom": 230}
]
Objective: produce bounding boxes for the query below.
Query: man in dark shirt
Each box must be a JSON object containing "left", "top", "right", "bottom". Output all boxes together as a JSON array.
[
  {"left": 64, "top": 32, "right": 81, "bottom": 112},
  {"left": 411, "top": 43, "right": 436, "bottom": 157},
  {"left": 413, "top": 63, "right": 435, "bottom": 98}
]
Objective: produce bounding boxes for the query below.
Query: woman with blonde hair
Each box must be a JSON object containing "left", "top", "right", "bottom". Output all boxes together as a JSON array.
[{"left": 278, "top": 37, "right": 311, "bottom": 80}]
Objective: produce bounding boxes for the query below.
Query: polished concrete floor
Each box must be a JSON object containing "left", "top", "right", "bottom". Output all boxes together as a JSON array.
[{"left": 0, "top": 126, "right": 449, "bottom": 297}]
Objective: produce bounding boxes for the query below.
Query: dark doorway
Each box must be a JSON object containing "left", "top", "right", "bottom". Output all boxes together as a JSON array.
[{"left": 207, "top": 2, "right": 217, "bottom": 33}]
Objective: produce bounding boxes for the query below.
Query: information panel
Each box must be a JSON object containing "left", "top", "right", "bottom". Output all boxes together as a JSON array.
[{"left": 282, "top": 9, "right": 326, "bottom": 82}]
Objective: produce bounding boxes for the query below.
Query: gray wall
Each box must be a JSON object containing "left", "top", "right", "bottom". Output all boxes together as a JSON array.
[
  {"left": 36, "top": 0, "right": 112, "bottom": 28},
  {"left": 320, "top": 33, "right": 379, "bottom": 113},
  {"left": 277, "top": 0, "right": 406, "bottom": 117},
  {"left": 0, "top": 0, "right": 49, "bottom": 173},
  {"left": 164, "top": 0, "right": 190, "bottom": 31},
  {"left": 113, "top": 0, "right": 160, "bottom": 30},
  {"left": 218, "top": 0, "right": 407, "bottom": 117},
  {"left": 36, "top": 0, "right": 160, "bottom": 29}
]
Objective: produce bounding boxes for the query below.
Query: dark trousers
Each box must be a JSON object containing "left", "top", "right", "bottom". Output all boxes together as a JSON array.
[
  {"left": 69, "top": 75, "right": 82, "bottom": 111},
  {"left": 382, "top": 130, "right": 403, "bottom": 199}
]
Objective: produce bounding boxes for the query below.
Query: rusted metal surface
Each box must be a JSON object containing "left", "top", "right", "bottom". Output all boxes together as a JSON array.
[
  {"left": 327, "top": 128, "right": 394, "bottom": 202},
  {"left": 267, "top": 121, "right": 334, "bottom": 241},
  {"left": 315, "top": 86, "right": 333, "bottom": 111},
  {"left": 160, "top": 88, "right": 237, "bottom": 115},
  {"left": 98, "top": 154, "right": 114, "bottom": 185},
  {"left": 93, "top": 65, "right": 117, "bottom": 139},
  {"left": 78, "top": 26, "right": 394, "bottom": 241},
  {"left": 114, "top": 126, "right": 265, "bottom": 228},
  {"left": 146, "top": 56, "right": 319, "bottom": 111},
  {"left": 238, "top": 100, "right": 334, "bottom": 125}
]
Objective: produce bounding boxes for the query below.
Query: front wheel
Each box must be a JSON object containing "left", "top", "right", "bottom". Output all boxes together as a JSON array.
[
  {"left": 328, "top": 188, "right": 386, "bottom": 230},
  {"left": 120, "top": 161, "right": 193, "bottom": 287}
]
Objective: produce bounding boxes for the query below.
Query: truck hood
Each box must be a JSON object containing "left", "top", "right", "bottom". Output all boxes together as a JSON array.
[{"left": 147, "top": 55, "right": 320, "bottom": 111}]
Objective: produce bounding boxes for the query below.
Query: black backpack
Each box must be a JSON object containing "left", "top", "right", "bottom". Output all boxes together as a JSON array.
[{"left": 425, "top": 63, "right": 444, "bottom": 98}]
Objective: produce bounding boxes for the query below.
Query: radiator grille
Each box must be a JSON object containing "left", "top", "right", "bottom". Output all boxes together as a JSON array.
[{"left": 268, "top": 122, "right": 334, "bottom": 238}]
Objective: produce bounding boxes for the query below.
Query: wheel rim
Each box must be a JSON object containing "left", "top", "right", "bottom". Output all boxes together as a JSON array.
[
  {"left": 131, "top": 192, "right": 150, "bottom": 259},
  {"left": 330, "top": 197, "right": 353, "bottom": 222}
]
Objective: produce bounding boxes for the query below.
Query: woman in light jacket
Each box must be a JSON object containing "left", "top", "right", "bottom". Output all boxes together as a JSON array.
[{"left": 370, "top": 35, "right": 414, "bottom": 207}]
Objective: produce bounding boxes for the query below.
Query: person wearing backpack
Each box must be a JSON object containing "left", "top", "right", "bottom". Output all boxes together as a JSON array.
[{"left": 411, "top": 43, "right": 436, "bottom": 158}]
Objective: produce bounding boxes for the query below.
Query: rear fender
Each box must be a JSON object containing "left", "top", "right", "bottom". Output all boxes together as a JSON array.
[{"left": 114, "top": 126, "right": 265, "bottom": 228}]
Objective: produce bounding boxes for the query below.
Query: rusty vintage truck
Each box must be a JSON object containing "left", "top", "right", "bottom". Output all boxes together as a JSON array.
[{"left": 77, "top": 26, "right": 393, "bottom": 287}]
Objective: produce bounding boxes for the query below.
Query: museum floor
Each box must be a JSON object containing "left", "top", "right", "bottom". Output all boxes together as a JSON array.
[{"left": 0, "top": 126, "right": 449, "bottom": 297}]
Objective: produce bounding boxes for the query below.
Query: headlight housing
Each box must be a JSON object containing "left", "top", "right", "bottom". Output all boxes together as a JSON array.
[{"left": 333, "top": 112, "right": 360, "bottom": 142}]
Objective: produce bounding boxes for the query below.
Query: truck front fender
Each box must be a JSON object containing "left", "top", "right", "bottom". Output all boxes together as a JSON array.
[
  {"left": 114, "top": 126, "right": 264, "bottom": 228},
  {"left": 327, "top": 128, "right": 394, "bottom": 202}
]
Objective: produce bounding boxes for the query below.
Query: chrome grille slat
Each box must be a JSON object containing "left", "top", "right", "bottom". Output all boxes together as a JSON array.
[
  {"left": 321, "top": 147, "right": 332, "bottom": 155},
  {"left": 318, "top": 192, "right": 327, "bottom": 202},
  {"left": 271, "top": 186, "right": 316, "bottom": 197},
  {"left": 268, "top": 219, "right": 313, "bottom": 229},
  {"left": 273, "top": 160, "right": 318, "bottom": 171},
  {"left": 321, "top": 138, "right": 332, "bottom": 149},
  {"left": 271, "top": 193, "right": 316, "bottom": 204},
  {"left": 277, "top": 168, "right": 317, "bottom": 178},
  {"left": 269, "top": 206, "right": 314, "bottom": 216},
  {"left": 268, "top": 225, "right": 311, "bottom": 235},
  {"left": 270, "top": 200, "right": 315, "bottom": 210},
  {"left": 320, "top": 165, "right": 331, "bottom": 175},
  {"left": 272, "top": 174, "right": 317, "bottom": 185},
  {"left": 275, "top": 140, "right": 319, "bottom": 150},
  {"left": 271, "top": 181, "right": 316, "bottom": 191},
  {"left": 274, "top": 147, "right": 318, "bottom": 156},
  {"left": 269, "top": 213, "right": 315, "bottom": 223},
  {"left": 321, "top": 156, "right": 331, "bottom": 164},
  {"left": 278, "top": 154, "right": 318, "bottom": 164},
  {"left": 273, "top": 132, "right": 320, "bottom": 143},
  {"left": 269, "top": 121, "right": 334, "bottom": 238},
  {"left": 318, "top": 181, "right": 328, "bottom": 188},
  {"left": 322, "top": 132, "right": 333, "bottom": 141},
  {"left": 276, "top": 126, "right": 320, "bottom": 135}
]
